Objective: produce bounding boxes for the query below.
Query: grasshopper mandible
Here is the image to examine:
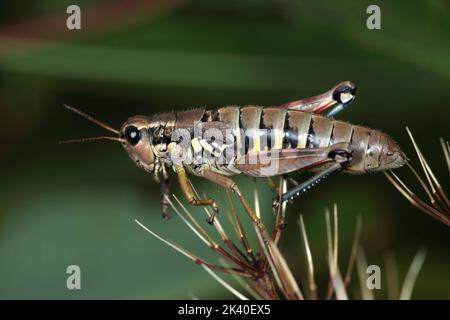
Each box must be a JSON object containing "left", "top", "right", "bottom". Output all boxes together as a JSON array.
[{"left": 63, "top": 81, "right": 407, "bottom": 223}]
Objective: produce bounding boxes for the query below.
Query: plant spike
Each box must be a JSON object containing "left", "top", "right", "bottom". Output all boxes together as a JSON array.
[
  {"left": 298, "top": 215, "right": 317, "bottom": 299},
  {"left": 399, "top": 249, "right": 427, "bottom": 300}
]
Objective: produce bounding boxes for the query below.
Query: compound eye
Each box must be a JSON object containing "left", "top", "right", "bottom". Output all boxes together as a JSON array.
[{"left": 125, "top": 125, "right": 141, "bottom": 146}]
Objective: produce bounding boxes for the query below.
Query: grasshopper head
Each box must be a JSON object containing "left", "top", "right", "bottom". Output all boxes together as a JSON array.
[
  {"left": 120, "top": 116, "right": 156, "bottom": 173},
  {"left": 62, "top": 105, "right": 158, "bottom": 173}
]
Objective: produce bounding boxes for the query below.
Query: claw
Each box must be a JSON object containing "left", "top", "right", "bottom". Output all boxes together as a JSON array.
[
  {"left": 162, "top": 210, "right": 170, "bottom": 220},
  {"left": 207, "top": 205, "right": 219, "bottom": 224},
  {"left": 272, "top": 198, "right": 280, "bottom": 212}
]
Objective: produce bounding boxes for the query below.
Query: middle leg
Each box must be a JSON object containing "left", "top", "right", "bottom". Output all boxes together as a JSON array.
[
  {"left": 176, "top": 166, "right": 218, "bottom": 224},
  {"left": 200, "top": 170, "right": 262, "bottom": 226}
]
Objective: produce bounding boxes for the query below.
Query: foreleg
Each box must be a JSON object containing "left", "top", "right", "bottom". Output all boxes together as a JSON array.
[{"left": 160, "top": 162, "right": 171, "bottom": 220}]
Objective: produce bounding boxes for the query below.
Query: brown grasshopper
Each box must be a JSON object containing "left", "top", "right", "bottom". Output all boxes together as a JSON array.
[{"left": 63, "top": 81, "right": 406, "bottom": 223}]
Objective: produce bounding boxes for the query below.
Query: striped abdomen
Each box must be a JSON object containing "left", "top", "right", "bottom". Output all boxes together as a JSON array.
[
  {"left": 148, "top": 106, "right": 396, "bottom": 175},
  {"left": 205, "top": 106, "right": 391, "bottom": 174}
]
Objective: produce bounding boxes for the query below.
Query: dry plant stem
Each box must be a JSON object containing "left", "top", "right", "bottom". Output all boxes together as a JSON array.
[
  {"left": 201, "top": 265, "right": 249, "bottom": 300},
  {"left": 385, "top": 171, "right": 450, "bottom": 226},
  {"left": 441, "top": 138, "right": 450, "bottom": 173},
  {"left": 253, "top": 178, "right": 262, "bottom": 220},
  {"left": 220, "top": 250, "right": 276, "bottom": 300},
  {"left": 388, "top": 171, "right": 449, "bottom": 221},
  {"left": 256, "top": 229, "right": 303, "bottom": 300},
  {"left": 323, "top": 212, "right": 361, "bottom": 299},
  {"left": 325, "top": 210, "right": 334, "bottom": 300},
  {"left": 343, "top": 215, "right": 362, "bottom": 287},
  {"left": 192, "top": 186, "right": 261, "bottom": 271},
  {"left": 355, "top": 246, "right": 374, "bottom": 300},
  {"left": 251, "top": 275, "right": 278, "bottom": 300},
  {"left": 251, "top": 183, "right": 267, "bottom": 267},
  {"left": 251, "top": 181, "right": 265, "bottom": 264},
  {"left": 135, "top": 219, "right": 248, "bottom": 277},
  {"left": 325, "top": 210, "right": 347, "bottom": 300},
  {"left": 384, "top": 129, "right": 450, "bottom": 226},
  {"left": 268, "top": 242, "right": 303, "bottom": 300},
  {"left": 253, "top": 179, "right": 303, "bottom": 300},
  {"left": 298, "top": 207, "right": 361, "bottom": 300},
  {"left": 333, "top": 205, "right": 338, "bottom": 269},
  {"left": 406, "top": 128, "right": 450, "bottom": 211},
  {"left": 136, "top": 192, "right": 425, "bottom": 300},
  {"left": 229, "top": 181, "right": 273, "bottom": 245},
  {"left": 384, "top": 252, "right": 399, "bottom": 300},
  {"left": 135, "top": 164, "right": 429, "bottom": 300},
  {"left": 399, "top": 249, "right": 427, "bottom": 300},
  {"left": 171, "top": 205, "right": 253, "bottom": 276},
  {"left": 194, "top": 182, "right": 283, "bottom": 299},
  {"left": 220, "top": 258, "right": 263, "bottom": 300},
  {"left": 226, "top": 192, "right": 257, "bottom": 262},
  {"left": 172, "top": 195, "right": 255, "bottom": 273},
  {"left": 298, "top": 215, "right": 318, "bottom": 299}
]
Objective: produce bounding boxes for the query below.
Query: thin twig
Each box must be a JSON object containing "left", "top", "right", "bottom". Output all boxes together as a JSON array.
[
  {"left": 355, "top": 246, "right": 374, "bottom": 300},
  {"left": 298, "top": 215, "right": 317, "bottom": 299},
  {"left": 344, "top": 215, "right": 362, "bottom": 287},
  {"left": 325, "top": 210, "right": 348, "bottom": 300},
  {"left": 201, "top": 265, "right": 249, "bottom": 300},
  {"left": 399, "top": 249, "right": 427, "bottom": 300},
  {"left": 384, "top": 252, "right": 399, "bottom": 300}
]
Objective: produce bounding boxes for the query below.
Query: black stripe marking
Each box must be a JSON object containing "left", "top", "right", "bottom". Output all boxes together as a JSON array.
[
  {"left": 244, "top": 135, "right": 250, "bottom": 155},
  {"left": 201, "top": 110, "right": 210, "bottom": 122},
  {"left": 267, "top": 128, "right": 273, "bottom": 150},
  {"left": 286, "top": 127, "right": 298, "bottom": 149},
  {"left": 239, "top": 109, "right": 251, "bottom": 155},
  {"left": 211, "top": 109, "right": 220, "bottom": 122},
  {"left": 258, "top": 108, "right": 264, "bottom": 130},
  {"left": 349, "top": 126, "right": 355, "bottom": 145},
  {"left": 282, "top": 113, "right": 290, "bottom": 149},
  {"left": 259, "top": 110, "right": 274, "bottom": 151},
  {"left": 329, "top": 123, "right": 335, "bottom": 146},
  {"left": 283, "top": 113, "right": 299, "bottom": 149},
  {"left": 306, "top": 118, "right": 319, "bottom": 148},
  {"left": 259, "top": 110, "right": 266, "bottom": 150}
]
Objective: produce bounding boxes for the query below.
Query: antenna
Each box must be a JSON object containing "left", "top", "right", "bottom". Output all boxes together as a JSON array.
[
  {"left": 64, "top": 104, "right": 119, "bottom": 135},
  {"left": 59, "top": 136, "right": 126, "bottom": 144}
]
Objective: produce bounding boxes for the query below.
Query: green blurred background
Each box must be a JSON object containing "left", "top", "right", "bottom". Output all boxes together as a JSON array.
[{"left": 0, "top": 0, "right": 448, "bottom": 299}]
